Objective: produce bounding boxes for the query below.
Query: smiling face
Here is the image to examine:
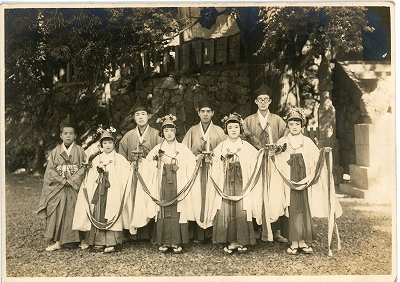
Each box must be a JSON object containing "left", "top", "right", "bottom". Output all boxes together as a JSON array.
[
  {"left": 226, "top": 122, "right": 241, "bottom": 140},
  {"left": 163, "top": 127, "right": 176, "bottom": 143},
  {"left": 287, "top": 119, "right": 303, "bottom": 135},
  {"left": 198, "top": 107, "right": 214, "bottom": 124},
  {"left": 60, "top": 127, "right": 76, "bottom": 146},
  {"left": 134, "top": 110, "right": 149, "bottom": 127},
  {"left": 101, "top": 139, "right": 115, "bottom": 154},
  {"left": 255, "top": 95, "right": 272, "bottom": 112}
]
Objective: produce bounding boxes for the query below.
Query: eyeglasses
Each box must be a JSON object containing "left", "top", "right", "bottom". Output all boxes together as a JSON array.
[{"left": 256, "top": 98, "right": 270, "bottom": 103}]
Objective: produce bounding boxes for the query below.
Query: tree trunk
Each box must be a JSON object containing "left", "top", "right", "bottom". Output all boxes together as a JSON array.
[{"left": 31, "top": 137, "right": 45, "bottom": 175}]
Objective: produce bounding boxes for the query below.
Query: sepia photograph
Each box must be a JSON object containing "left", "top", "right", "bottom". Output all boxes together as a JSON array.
[{"left": 1, "top": 2, "right": 396, "bottom": 281}]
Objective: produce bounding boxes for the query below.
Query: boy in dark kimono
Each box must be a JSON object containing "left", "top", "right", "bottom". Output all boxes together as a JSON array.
[{"left": 37, "top": 114, "right": 86, "bottom": 251}]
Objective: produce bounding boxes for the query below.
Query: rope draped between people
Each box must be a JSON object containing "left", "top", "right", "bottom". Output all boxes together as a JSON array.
[
  {"left": 209, "top": 149, "right": 264, "bottom": 201},
  {"left": 270, "top": 147, "right": 341, "bottom": 256},
  {"left": 81, "top": 167, "right": 130, "bottom": 230},
  {"left": 136, "top": 159, "right": 202, "bottom": 207}
]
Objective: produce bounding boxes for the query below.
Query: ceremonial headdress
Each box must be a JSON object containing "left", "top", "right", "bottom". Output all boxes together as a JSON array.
[
  {"left": 60, "top": 114, "right": 78, "bottom": 131},
  {"left": 198, "top": 96, "right": 213, "bottom": 111},
  {"left": 156, "top": 114, "right": 178, "bottom": 138},
  {"left": 254, "top": 83, "right": 273, "bottom": 98},
  {"left": 97, "top": 126, "right": 116, "bottom": 147},
  {"left": 221, "top": 112, "right": 244, "bottom": 134},
  {"left": 285, "top": 107, "right": 307, "bottom": 126},
  {"left": 133, "top": 98, "right": 151, "bottom": 114}
]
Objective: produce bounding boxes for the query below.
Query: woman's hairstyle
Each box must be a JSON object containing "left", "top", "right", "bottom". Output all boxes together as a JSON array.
[
  {"left": 284, "top": 107, "right": 307, "bottom": 127},
  {"left": 156, "top": 114, "right": 178, "bottom": 138},
  {"left": 221, "top": 112, "right": 244, "bottom": 135}
]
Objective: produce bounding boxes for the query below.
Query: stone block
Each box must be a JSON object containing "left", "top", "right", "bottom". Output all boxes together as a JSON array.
[
  {"left": 339, "top": 183, "right": 366, "bottom": 198},
  {"left": 178, "top": 76, "right": 198, "bottom": 85},
  {"left": 208, "top": 85, "right": 219, "bottom": 92},
  {"left": 198, "top": 76, "right": 218, "bottom": 85},
  {"left": 354, "top": 124, "right": 369, "bottom": 145},
  {"left": 153, "top": 77, "right": 179, "bottom": 89},
  {"left": 237, "top": 76, "right": 249, "bottom": 86},
  {"left": 237, "top": 94, "right": 249, "bottom": 105},
  {"left": 349, "top": 164, "right": 369, "bottom": 190},
  {"left": 355, "top": 144, "right": 370, "bottom": 166},
  {"left": 239, "top": 68, "right": 248, "bottom": 77},
  {"left": 210, "top": 70, "right": 221, "bottom": 76}
]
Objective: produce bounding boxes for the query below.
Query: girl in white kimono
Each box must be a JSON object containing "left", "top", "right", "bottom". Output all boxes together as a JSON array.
[
  {"left": 143, "top": 115, "right": 198, "bottom": 254},
  {"left": 73, "top": 128, "right": 131, "bottom": 253},
  {"left": 269, "top": 108, "right": 342, "bottom": 255},
  {"left": 209, "top": 113, "right": 262, "bottom": 254}
]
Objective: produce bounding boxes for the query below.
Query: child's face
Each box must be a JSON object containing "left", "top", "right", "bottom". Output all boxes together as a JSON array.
[
  {"left": 102, "top": 139, "right": 115, "bottom": 154},
  {"left": 255, "top": 95, "right": 271, "bottom": 111},
  {"left": 288, "top": 120, "right": 302, "bottom": 135},
  {"left": 227, "top": 122, "right": 241, "bottom": 139},
  {"left": 134, "top": 111, "right": 149, "bottom": 127},
  {"left": 60, "top": 127, "right": 76, "bottom": 146},
  {"left": 163, "top": 127, "right": 176, "bottom": 142},
  {"left": 198, "top": 107, "right": 214, "bottom": 124}
]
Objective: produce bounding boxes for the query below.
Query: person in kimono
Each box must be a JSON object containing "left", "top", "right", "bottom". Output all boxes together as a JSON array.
[
  {"left": 242, "top": 83, "right": 288, "bottom": 243},
  {"left": 73, "top": 128, "right": 131, "bottom": 253},
  {"left": 118, "top": 100, "right": 162, "bottom": 240},
  {"left": 209, "top": 113, "right": 263, "bottom": 254},
  {"left": 182, "top": 96, "right": 226, "bottom": 243},
  {"left": 269, "top": 108, "right": 342, "bottom": 254},
  {"left": 143, "top": 114, "right": 198, "bottom": 254},
  {"left": 37, "top": 114, "right": 86, "bottom": 251}
]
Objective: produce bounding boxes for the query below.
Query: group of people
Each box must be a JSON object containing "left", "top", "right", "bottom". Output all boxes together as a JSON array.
[{"left": 37, "top": 84, "right": 342, "bottom": 255}]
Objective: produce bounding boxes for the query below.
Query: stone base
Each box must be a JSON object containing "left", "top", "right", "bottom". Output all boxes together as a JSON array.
[{"left": 339, "top": 182, "right": 394, "bottom": 204}]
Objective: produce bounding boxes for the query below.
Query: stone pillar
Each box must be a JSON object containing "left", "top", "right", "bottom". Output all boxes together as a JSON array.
[{"left": 317, "top": 55, "right": 342, "bottom": 183}]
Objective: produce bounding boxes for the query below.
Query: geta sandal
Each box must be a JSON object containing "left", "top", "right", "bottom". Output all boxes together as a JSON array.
[
  {"left": 300, "top": 246, "right": 313, "bottom": 254},
  {"left": 287, "top": 247, "right": 299, "bottom": 255},
  {"left": 237, "top": 245, "right": 248, "bottom": 253},
  {"left": 103, "top": 246, "right": 116, "bottom": 253},
  {"left": 223, "top": 246, "right": 235, "bottom": 255},
  {"left": 158, "top": 246, "right": 169, "bottom": 253},
  {"left": 172, "top": 246, "right": 184, "bottom": 254}
]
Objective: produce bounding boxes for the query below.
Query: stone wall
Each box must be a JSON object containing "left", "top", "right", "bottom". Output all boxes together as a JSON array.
[{"left": 109, "top": 66, "right": 251, "bottom": 143}]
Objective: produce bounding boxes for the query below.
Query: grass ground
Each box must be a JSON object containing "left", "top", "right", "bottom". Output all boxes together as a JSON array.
[{"left": 3, "top": 173, "right": 396, "bottom": 280}]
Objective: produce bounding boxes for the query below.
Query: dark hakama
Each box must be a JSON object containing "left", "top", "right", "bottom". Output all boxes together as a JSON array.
[
  {"left": 282, "top": 153, "right": 316, "bottom": 242},
  {"left": 212, "top": 162, "right": 256, "bottom": 246},
  {"left": 152, "top": 164, "right": 189, "bottom": 246}
]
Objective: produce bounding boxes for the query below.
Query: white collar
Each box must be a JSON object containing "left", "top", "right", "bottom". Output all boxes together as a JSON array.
[
  {"left": 199, "top": 121, "right": 213, "bottom": 138},
  {"left": 136, "top": 125, "right": 149, "bottom": 142},
  {"left": 62, "top": 142, "right": 74, "bottom": 156},
  {"left": 257, "top": 110, "right": 270, "bottom": 129}
]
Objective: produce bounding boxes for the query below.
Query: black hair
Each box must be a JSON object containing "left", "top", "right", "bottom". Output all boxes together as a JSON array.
[
  {"left": 100, "top": 137, "right": 115, "bottom": 148},
  {"left": 159, "top": 124, "right": 178, "bottom": 138},
  {"left": 224, "top": 120, "right": 244, "bottom": 135}
]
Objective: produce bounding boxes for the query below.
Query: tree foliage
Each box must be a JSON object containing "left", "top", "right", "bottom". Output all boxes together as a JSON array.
[
  {"left": 5, "top": 8, "right": 179, "bottom": 173},
  {"left": 233, "top": 6, "right": 372, "bottom": 116}
]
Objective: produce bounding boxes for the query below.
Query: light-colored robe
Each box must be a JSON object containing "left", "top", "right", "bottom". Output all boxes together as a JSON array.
[
  {"left": 182, "top": 122, "right": 226, "bottom": 229},
  {"left": 182, "top": 122, "right": 227, "bottom": 155},
  {"left": 142, "top": 140, "right": 199, "bottom": 224},
  {"left": 207, "top": 138, "right": 263, "bottom": 228},
  {"left": 72, "top": 151, "right": 131, "bottom": 232},
  {"left": 118, "top": 125, "right": 162, "bottom": 233},
  {"left": 267, "top": 134, "right": 343, "bottom": 221}
]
